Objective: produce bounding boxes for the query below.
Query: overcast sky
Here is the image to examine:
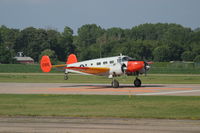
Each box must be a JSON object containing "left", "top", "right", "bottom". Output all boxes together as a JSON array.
[{"left": 0, "top": 0, "right": 200, "bottom": 34}]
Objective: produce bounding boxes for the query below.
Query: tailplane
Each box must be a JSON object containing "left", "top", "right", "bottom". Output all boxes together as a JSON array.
[{"left": 66, "top": 54, "right": 78, "bottom": 64}]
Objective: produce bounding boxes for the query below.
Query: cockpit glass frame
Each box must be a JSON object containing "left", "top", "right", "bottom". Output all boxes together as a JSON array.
[{"left": 122, "top": 56, "right": 136, "bottom": 62}]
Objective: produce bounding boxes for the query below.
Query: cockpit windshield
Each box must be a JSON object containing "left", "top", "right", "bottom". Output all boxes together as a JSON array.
[{"left": 122, "top": 56, "right": 136, "bottom": 62}]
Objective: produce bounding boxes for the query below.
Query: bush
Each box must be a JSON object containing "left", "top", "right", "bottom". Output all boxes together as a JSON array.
[
  {"left": 181, "top": 51, "right": 195, "bottom": 61},
  {"left": 194, "top": 55, "right": 200, "bottom": 63}
]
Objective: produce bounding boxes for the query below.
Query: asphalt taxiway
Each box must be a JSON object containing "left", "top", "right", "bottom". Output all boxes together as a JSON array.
[
  {"left": 0, "top": 83, "right": 200, "bottom": 96},
  {"left": 0, "top": 117, "right": 200, "bottom": 133}
]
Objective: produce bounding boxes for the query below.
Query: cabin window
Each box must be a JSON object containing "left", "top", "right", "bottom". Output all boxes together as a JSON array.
[
  {"left": 91, "top": 63, "right": 93, "bottom": 66},
  {"left": 85, "top": 64, "right": 87, "bottom": 66},
  {"left": 103, "top": 61, "right": 107, "bottom": 64},
  {"left": 110, "top": 60, "right": 114, "bottom": 64},
  {"left": 97, "top": 62, "right": 101, "bottom": 65}
]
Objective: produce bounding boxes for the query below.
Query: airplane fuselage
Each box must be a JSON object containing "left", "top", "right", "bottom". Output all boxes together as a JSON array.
[{"left": 66, "top": 55, "right": 146, "bottom": 77}]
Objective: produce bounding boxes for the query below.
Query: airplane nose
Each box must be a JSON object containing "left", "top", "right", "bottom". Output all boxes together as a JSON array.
[{"left": 126, "top": 61, "right": 144, "bottom": 72}]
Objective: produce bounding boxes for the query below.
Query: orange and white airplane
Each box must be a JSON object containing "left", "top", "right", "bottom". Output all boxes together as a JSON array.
[{"left": 40, "top": 54, "right": 152, "bottom": 88}]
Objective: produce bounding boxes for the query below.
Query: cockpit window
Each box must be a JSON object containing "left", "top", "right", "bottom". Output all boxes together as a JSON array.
[
  {"left": 117, "top": 57, "right": 122, "bottom": 63},
  {"left": 122, "top": 56, "right": 135, "bottom": 62}
]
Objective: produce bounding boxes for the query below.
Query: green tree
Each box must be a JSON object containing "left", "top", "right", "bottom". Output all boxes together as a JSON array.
[
  {"left": 57, "top": 26, "right": 76, "bottom": 61},
  {"left": 194, "top": 55, "right": 200, "bottom": 63},
  {"left": 77, "top": 24, "right": 104, "bottom": 47},
  {"left": 181, "top": 51, "right": 195, "bottom": 61},
  {"left": 167, "top": 41, "right": 184, "bottom": 61},
  {"left": 105, "top": 27, "right": 125, "bottom": 41},
  {"left": 121, "top": 40, "right": 154, "bottom": 60},
  {"left": 76, "top": 24, "right": 104, "bottom": 60},
  {"left": 39, "top": 49, "right": 57, "bottom": 64},
  {"left": 15, "top": 27, "right": 50, "bottom": 62},
  {"left": 153, "top": 45, "right": 171, "bottom": 61},
  {"left": 0, "top": 25, "right": 19, "bottom": 50},
  {"left": 0, "top": 43, "right": 15, "bottom": 63}
]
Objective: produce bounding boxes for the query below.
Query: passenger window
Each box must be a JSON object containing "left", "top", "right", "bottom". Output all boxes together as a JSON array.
[
  {"left": 110, "top": 61, "right": 114, "bottom": 64},
  {"left": 91, "top": 63, "right": 93, "bottom": 66},
  {"left": 97, "top": 62, "right": 101, "bottom": 65},
  {"left": 85, "top": 64, "right": 87, "bottom": 66},
  {"left": 103, "top": 61, "right": 107, "bottom": 64}
]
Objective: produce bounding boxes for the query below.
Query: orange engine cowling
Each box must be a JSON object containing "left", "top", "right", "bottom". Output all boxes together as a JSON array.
[
  {"left": 40, "top": 56, "right": 52, "bottom": 72},
  {"left": 126, "top": 61, "right": 144, "bottom": 72}
]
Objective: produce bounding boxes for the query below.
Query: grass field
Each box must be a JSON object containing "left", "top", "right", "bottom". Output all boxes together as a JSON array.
[
  {"left": 0, "top": 73, "right": 200, "bottom": 84},
  {"left": 0, "top": 94, "right": 200, "bottom": 119},
  {"left": 0, "top": 63, "right": 200, "bottom": 119},
  {"left": 1, "top": 63, "right": 200, "bottom": 74}
]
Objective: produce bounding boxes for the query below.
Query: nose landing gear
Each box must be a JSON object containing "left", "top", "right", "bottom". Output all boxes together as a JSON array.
[{"left": 111, "top": 79, "right": 119, "bottom": 88}]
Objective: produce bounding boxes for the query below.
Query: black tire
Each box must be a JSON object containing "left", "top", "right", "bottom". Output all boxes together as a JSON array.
[
  {"left": 111, "top": 79, "right": 119, "bottom": 88},
  {"left": 134, "top": 78, "right": 141, "bottom": 87}
]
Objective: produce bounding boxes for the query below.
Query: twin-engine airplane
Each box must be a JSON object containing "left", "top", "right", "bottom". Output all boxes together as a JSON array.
[{"left": 40, "top": 54, "right": 152, "bottom": 88}]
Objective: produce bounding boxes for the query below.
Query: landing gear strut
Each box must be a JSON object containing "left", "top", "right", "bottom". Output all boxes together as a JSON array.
[
  {"left": 134, "top": 78, "right": 141, "bottom": 87},
  {"left": 64, "top": 73, "right": 68, "bottom": 80},
  {"left": 111, "top": 79, "right": 119, "bottom": 88}
]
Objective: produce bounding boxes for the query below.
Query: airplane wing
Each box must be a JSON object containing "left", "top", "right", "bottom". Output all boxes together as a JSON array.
[{"left": 65, "top": 67, "right": 110, "bottom": 75}]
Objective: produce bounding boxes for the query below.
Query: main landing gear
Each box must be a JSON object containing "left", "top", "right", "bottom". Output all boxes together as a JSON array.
[
  {"left": 111, "top": 79, "right": 119, "bottom": 88},
  {"left": 134, "top": 77, "right": 141, "bottom": 87},
  {"left": 111, "top": 77, "right": 142, "bottom": 88},
  {"left": 64, "top": 73, "right": 68, "bottom": 80}
]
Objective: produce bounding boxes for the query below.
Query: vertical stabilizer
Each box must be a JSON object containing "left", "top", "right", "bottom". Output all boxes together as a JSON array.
[
  {"left": 40, "top": 56, "right": 52, "bottom": 72},
  {"left": 66, "top": 54, "right": 78, "bottom": 64}
]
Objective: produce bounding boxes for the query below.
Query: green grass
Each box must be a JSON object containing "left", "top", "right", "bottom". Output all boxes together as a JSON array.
[
  {"left": 0, "top": 73, "right": 200, "bottom": 84},
  {"left": 0, "top": 64, "right": 61, "bottom": 73},
  {"left": 1, "top": 63, "right": 200, "bottom": 74},
  {"left": 0, "top": 94, "right": 200, "bottom": 119}
]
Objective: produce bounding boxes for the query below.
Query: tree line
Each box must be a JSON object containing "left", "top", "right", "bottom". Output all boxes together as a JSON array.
[{"left": 0, "top": 23, "right": 200, "bottom": 64}]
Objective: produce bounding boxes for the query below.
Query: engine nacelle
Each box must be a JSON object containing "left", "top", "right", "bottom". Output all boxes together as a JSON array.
[{"left": 109, "top": 63, "right": 124, "bottom": 76}]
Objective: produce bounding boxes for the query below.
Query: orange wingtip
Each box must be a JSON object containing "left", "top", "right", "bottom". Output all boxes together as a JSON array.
[
  {"left": 66, "top": 54, "right": 78, "bottom": 64},
  {"left": 40, "top": 56, "right": 52, "bottom": 72}
]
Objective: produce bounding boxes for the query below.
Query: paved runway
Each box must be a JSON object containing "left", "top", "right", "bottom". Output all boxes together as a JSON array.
[
  {"left": 0, "top": 83, "right": 200, "bottom": 96},
  {"left": 0, "top": 116, "right": 200, "bottom": 133}
]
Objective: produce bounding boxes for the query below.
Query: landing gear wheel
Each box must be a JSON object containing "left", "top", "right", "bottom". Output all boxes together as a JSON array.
[
  {"left": 134, "top": 78, "right": 141, "bottom": 87},
  {"left": 111, "top": 79, "right": 119, "bottom": 88},
  {"left": 64, "top": 74, "right": 68, "bottom": 80}
]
